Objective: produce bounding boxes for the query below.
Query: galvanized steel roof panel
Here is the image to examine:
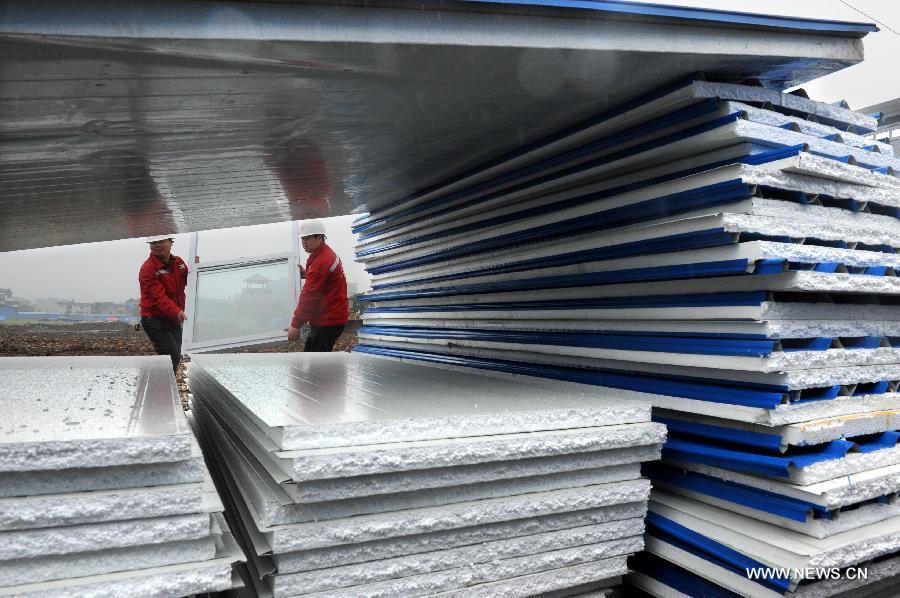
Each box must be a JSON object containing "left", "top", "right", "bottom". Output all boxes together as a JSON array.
[
  {"left": 0, "top": 355, "right": 186, "bottom": 443},
  {"left": 0, "top": 0, "right": 872, "bottom": 250}
]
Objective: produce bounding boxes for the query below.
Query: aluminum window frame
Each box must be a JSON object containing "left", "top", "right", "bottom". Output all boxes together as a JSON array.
[{"left": 183, "top": 222, "right": 302, "bottom": 353}]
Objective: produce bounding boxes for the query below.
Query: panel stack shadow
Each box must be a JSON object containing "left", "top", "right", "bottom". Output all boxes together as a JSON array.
[
  {"left": 351, "top": 78, "right": 900, "bottom": 596},
  {"left": 188, "top": 352, "right": 665, "bottom": 597},
  {"left": 0, "top": 356, "right": 242, "bottom": 597}
]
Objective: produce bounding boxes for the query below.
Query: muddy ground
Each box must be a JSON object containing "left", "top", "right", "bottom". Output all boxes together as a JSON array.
[{"left": 0, "top": 320, "right": 360, "bottom": 408}]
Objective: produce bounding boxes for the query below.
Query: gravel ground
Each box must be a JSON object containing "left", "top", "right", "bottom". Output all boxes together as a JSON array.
[
  {"left": 0, "top": 320, "right": 359, "bottom": 409},
  {"left": 0, "top": 321, "right": 155, "bottom": 356}
]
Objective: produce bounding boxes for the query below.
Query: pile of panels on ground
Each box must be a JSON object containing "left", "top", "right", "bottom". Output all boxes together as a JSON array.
[
  {"left": 0, "top": 355, "right": 243, "bottom": 597},
  {"left": 187, "top": 351, "right": 665, "bottom": 597},
  {"left": 350, "top": 77, "right": 900, "bottom": 596}
]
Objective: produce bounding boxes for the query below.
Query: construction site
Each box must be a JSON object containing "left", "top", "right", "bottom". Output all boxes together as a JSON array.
[{"left": 3, "top": 1, "right": 900, "bottom": 596}]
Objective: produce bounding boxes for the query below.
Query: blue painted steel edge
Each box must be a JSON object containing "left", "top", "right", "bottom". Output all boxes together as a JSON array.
[
  {"left": 371, "top": 229, "right": 739, "bottom": 290},
  {"left": 360, "top": 325, "right": 780, "bottom": 356},
  {"left": 662, "top": 436, "right": 854, "bottom": 478},
  {"left": 630, "top": 551, "right": 746, "bottom": 598},
  {"left": 655, "top": 416, "right": 784, "bottom": 451},
  {"left": 458, "top": 1, "right": 876, "bottom": 36},
  {"left": 646, "top": 463, "right": 828, "bottom": 522},
  {"left": 354, "top": 344, "right": 790, "bottom": 408},
  {"left": 364, "top": 291, "right": 769, "bottom": 313},
  {"left": 362, "top": 259, "right": 754, "bottom": 301},
  {"left": 645, "top": 512, "right": 790, "bottom": 592}
]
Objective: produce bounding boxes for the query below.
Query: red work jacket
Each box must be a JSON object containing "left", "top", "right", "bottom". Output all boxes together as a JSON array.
[
  {"left": 139, "top": 253, "right": 188, "bottom": 320},
  {"left": 291, "top": 243, "right": 349, "bottom": 328}
]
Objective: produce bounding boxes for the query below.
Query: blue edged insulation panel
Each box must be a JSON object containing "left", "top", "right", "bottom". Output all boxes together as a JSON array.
[
  {"left": 661, "top": 435, "right": 886, "bottom": 479},
  {"left": 645, "top": 512, "right": 789, "bottom": 593},
  {"left": 353, "top": 77, "right": 900, "bottom": 595},
  {"left": 629, "top": 551, "right": 748, "bottom": 598},
  {"left": 644, "top": 464, "right": 829, "bottom": 522},
  {"left": 354, "top": 344, "right": 791, "bottom": 408},
  {"left": 355, "top": 83, "right": 900, "bottom": 400}
]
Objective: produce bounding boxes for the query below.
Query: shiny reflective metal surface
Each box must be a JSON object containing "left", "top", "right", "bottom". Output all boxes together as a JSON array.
[
  {"left": 0, "top": 356, "right": 186, "bottom": 443},
  {"left": 191, "top": 352, "right": 638, "bottom": 428},
  {"left": 0, "top": 1, "right": 870, "bottom": 250}
]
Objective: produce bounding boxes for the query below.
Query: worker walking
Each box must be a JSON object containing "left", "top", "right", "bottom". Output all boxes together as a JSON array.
[
  {"left": 138, "top": 235, "right": 188, "bottom": 372},
  {"left": 288, "top": 220, "right": 349, "bottom": 352}
]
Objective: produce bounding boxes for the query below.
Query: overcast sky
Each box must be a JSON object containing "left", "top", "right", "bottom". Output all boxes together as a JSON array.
[{"left": 2, "top": 0, "right": 899, "bottom": 303}]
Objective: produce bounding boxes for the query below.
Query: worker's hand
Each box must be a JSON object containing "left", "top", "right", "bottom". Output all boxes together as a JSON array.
[
  {"left": 177, "top": 311, "right": 187, "bottom": 323},
  {"left": 287, "top": 326, "right": 302, "bottom": 342}
]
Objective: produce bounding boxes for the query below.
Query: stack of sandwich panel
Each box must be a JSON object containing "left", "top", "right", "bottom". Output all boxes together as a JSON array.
[
  {"left": 0, "top": 355, "right": 243, "bottom": 597},
  {"left": 187, "top": 351, "right": 665, "bottom": 597},
  {"left": 350, "top": 78, "right": 900, "bottom": 596}
]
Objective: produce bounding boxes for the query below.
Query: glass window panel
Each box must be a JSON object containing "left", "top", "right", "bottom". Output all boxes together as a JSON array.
[
  {"left": 193, "top": 260, "right": 294, "bottom": 345},
  {"left": 198, "top": 221, "right": 294, "bottom": 263}
]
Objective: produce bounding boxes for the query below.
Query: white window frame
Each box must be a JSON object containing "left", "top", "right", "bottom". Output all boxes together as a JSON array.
[{"left": 182, "top": 221, "right": 303, "bottom": 353}]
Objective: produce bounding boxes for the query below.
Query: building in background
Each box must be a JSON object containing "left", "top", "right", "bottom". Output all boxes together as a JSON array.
[
  {"left": 862, "top": 97, "right": 900, "bottom": 154},
  {"left": 0, "top": 289, "right": 35, "bottom": 312},
  {"left": 0, "top": 294, "right": 138, "bottom": 321}
]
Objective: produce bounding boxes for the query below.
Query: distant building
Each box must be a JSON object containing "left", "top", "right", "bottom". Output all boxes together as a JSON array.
[
  {"left": 31, "top": 297, "right": 68, "bottom": 313},
  {"left": 124, "top": 298, "right": 140, "bottom": 315},
  {"left": 860, "top": 97, "right": 900, "bottom": 154},
  {"left": 64, "top": 301, "right": 93, "bottom": 315},
  {"left": 0, "top": 293, "right": 136, "bottom": 322},
  {"left": 238, "top": 274, "right": 273, "bottom": 299},
  {"left": 60, "top": 299, "right": 136, "bottom": 316},
  {"left": 90, "top": 302, "right": 133, "bottom": 316},
  {"left": 0, "top": 289, "right": 13, "bottom": 320},
  {"left": 0, "top": 289, "right": 35, "bottom": 312}
]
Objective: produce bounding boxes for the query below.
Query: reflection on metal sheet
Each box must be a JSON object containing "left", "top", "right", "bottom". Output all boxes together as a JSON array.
[
  {"left": 190, "top": 352, "right": 635, "bottom": 430},
  {"left": 0, "top": 356, "right": 186, "bottom": 442},
  {"left": 0, "top": 1, "right": 871, "bottom": 250}
]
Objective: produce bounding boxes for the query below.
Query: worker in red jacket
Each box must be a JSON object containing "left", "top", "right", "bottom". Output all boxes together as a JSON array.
[
  {"left": 138, "top": 235, "right": 188, "bottom": 372},
  {"left": 288, "top": 220, "right": 349, "bottom": 352}
]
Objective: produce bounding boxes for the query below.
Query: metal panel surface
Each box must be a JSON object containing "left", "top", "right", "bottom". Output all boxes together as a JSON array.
[
  {"left": 0, "top": 512, "right": 213, "bottom": 561},
  {"left": 638, "top": 536, "right": 900, "bottom": 598},
  {"left": 0, "top": 479, "right": 211, "bottom": 531},
  {"left": 650, "top": 491, "right": 900, "bottom": 572},
  {"left": 189, "top": 352, "right": 650, "bottom": 450},
  {"left": 668, "top": 461, "right": 900, "bottom": 510},
  {"left": 0, "top": 530, "right": 242, "bottom": 597},
  {"left": 460, "top": 1, "right": 875, "bottom": 36},
  {"left": 0, "top": 536, "right": 217, "bottom": 589},
  {"left": 271, "top": 521, "right": 635, "bottom": 595},
  {"left": 0, "top": 1, "right": 873, "bottom": 250},
  {"left": 344, "top": 64, "right": 900, "bottom": 596},
  {"left": 0, "top": 356, "right": 189, "bottom": 465}
]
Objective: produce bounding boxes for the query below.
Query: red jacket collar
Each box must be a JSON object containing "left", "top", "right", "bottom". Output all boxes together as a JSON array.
[
  {"left": 307, "top": 242, "right": 330, "bottom": 260},
  {"left": 148, "top": 253, "right": 178, "bottom": 269}
]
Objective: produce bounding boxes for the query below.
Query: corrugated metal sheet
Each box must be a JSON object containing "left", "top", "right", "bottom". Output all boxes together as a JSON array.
[
  {"left": 351, "top": 76, "right": 900, "bottom": 595},
  {"left": 0, "top": 356, "right": 242, "bottom": 594},
  {"left": 0, "top": 1, "right": 875, "bottom": 250}
]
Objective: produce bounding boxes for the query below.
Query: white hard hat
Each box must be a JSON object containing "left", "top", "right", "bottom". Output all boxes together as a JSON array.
[
  {"left": 145, "top": 234, "right": 173, "bottom": 243},
  {"left": 299, "top": 219, "right": 327, "bottom": 237}
]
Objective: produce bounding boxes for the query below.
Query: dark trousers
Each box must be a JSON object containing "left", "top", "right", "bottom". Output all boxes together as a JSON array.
[
  {"left": 303, "top": 325, "right": 345, "bottom": 353},
  {"left": 141, "top": 316, "right": 183, "bottom": 372}
]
